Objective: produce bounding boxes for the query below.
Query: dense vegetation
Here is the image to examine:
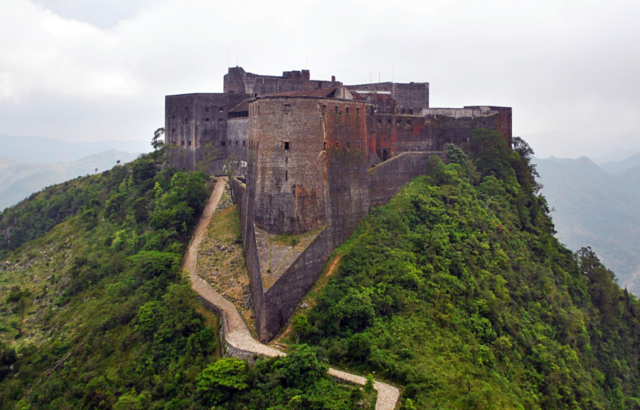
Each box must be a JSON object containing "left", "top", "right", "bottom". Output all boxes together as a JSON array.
[
  {"left": 297, "top": 131, "right": 640, "bottom": 409},
  {"left": 0, "top": 152, "right": 366, "bottom": 409}
]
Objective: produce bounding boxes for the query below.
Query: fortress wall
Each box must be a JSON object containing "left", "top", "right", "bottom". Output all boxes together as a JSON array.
[
  {"left": 427, "top": 113, "right": 496, "bottom": 151},
  {"left": 231, "top": 174, "right": 266, "bottom": 337},
  {"left": 226, "top": 118, "right": 249, "bottom": 175},
  {"left": 324, "top": 100, "right": 371, "bottom": 247},
  {"left": 371, "top": 114, "right": 435, "bottom": 161},
  {"left": 368, "top": 151, "right": 443, "bottom": 207},
  {"left": 165, "top": 93, "right": 249, "bottom": 174},
  {"left": 250, "top": 98, "right": 328, "bottom": 235},
  {"left": 261, "top": 228, "right": 332, "bottom": 341},
  {"left": 225, "top": 67, "right": 341, "bottom": 97},
  {"left": 347, "top": 82, "right": 429, "bottom": 113},
  {"left": 391, "top": 83, "right": 430, "bottom": 112},
  {"left": 464, "top": 106, "right": 512, "bottom": 146}
]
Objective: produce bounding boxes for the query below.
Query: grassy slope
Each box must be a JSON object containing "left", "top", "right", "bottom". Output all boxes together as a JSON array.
[
  {"left": 0, "top": 153, "right": 373, "bottom": 410},
  {"left": 297, "top": 137, "right": 640, "bottom": 409}
]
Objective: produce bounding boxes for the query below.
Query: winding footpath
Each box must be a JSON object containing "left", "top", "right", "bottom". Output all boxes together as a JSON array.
[{"left": 184, "top": 177, "right": 400, "bottom": 410}]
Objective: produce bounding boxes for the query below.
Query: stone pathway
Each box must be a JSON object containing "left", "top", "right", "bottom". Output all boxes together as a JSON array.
[{"left": 185, "top": 177, "right": 400, "bottom": 410}]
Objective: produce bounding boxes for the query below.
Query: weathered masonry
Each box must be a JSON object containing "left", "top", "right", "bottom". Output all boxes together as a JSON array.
[{"left": 165, "top": 67, "right": 512, "bottom": 341}]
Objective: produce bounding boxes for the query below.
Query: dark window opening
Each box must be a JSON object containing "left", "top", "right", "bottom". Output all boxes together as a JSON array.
[
  {"left": 323, "top": 142, "right": 327, "bottom": 150},
  {"left": 181, "top": 141, "right": 185, "bottom": 146},
  {"left": 188, "top": 141, "right": 191, "bottom": 146},
  {"left": 219, "top": 107, "right": 223, "bottom": 112},
  {"left": 387, "top": 119, "right": 392, "bottom": 126},
  {"left": 283, "top": 141, "right": 290, "bottom": 150},
  {"left": 336, "top": 142, "right": 340, "bottom": 148},
  {"left": 172, "top": 128, "right": 175, "bottom": 133},
  {"left": 335, "top": 106, "right": 338, "bottom": 114},
  {"left": 322, "top": 105, "right": 327, "bottom": 112},
  {"left": 284, "top": 104, "right": 291, "bottom": 113},
  {"left": 243, "top": 141, "right": 246, "bottom": 146},
  {"left": 236, "top": 141, "right": 239, "bottom": 145},
  {"left": 377, "top": 119, "right": 382, "bottom": 125},
  {"left": 205, "top": 118, "right": 209, "bottom": 121},
  {"left": 356, "top": 107, "right": 360, "bottom": 115},
  {"left": 285, "top": 170, "right": 288, "bottom": 181},
  {"left": 221, "top": 141, "right": 226, "bottom": 146},
  {"left": 346, "top": 107, "right": 350, "bottom": 115}
]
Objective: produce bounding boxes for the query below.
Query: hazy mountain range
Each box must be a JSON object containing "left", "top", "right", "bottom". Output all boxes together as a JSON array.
[
  {"left": 0, "top": 135, "right": 149, "bottom": 163},
  {"left": 534, "top": 152, "right": 640, "bottom": 293},
  {"left": 0, "top": 135, "right": 148, "bottom": 210},
  {"left": 0, "top": 150, "right": 139, "bottom": 211}
]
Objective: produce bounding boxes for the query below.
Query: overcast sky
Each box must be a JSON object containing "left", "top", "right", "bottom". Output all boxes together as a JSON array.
[{"left": 1, "top": 0, "right": 639, "bottom": 159}]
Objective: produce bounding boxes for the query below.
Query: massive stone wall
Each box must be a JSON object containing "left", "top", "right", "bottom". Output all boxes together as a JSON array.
[
  {"left": 422, "top": 106, "right": 513, "bottom": 148},
  {"left": 248, "top": 98, "right": 330, "bottom": 235},
  {"left": 224, "top": 67, "right": 341, "bottom": 96},
  {"left": 165, "top": 93, "right": 249, "bottom": 174},
  {"left": 347, "top": 82, "right": 429, "bottom": 113}
]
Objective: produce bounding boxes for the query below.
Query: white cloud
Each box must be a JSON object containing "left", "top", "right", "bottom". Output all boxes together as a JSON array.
[{"left": 0, "top": 0, "right": 639, "bottom": 158}]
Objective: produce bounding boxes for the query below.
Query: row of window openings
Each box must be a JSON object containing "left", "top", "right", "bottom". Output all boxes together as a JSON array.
[
  {"left": 279, "top": 141, "right": 362, "bottom": 150},
  {"left": 176, "top": 140, "right": 245, "bottom": 147},
  {"left": 324, "top": 106, "right": 360, "bottom": 116},
  {"left": 220, "top": 140, "right": 245, "bottom": 147},
  {"left": 377, "top": 118, "right": 412, "bottom": 127},
  {"left": 172, "top": 118, "right": 225, "bottom": 124}
]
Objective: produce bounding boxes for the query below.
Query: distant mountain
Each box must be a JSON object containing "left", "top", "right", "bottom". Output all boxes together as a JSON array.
[
  {"left": 0, "top": 150, "right": 138, "bottom": 210},
  {"left": 599, "top": 152, "right": 640, "bottom": 175},
  {"left": 0, "top": 135, "right": 150, "bottom": 163},
  {"left": 534, "top": 155, "right": 640, "bottom": 293}
]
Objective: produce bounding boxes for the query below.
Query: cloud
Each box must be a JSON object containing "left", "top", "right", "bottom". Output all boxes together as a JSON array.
[{"left": 1, "top": 0, "right": 639, "bottom": 158}]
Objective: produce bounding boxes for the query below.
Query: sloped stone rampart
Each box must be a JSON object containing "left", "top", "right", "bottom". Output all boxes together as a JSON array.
[{"left": 185, "top": 178, "right": 400, "bottom": 410}]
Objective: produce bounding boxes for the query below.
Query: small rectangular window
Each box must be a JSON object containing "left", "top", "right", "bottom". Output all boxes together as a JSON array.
[
  {"left": 188, "top": 141, "right": 191, "bottom": 146},
  {"left": 346, "top": 107, "right": 350, "bottom": 115},
  {"left": 283, "top": 141, "right": 290, "bottom": 150},
  {"left": 285, "top": 170, "right": 288, "bottom": 181},
  {"left": 324, "top": 142, "right": 327, "bottom": 150},
  {"left": 236, "top": 141, "right": 239, "bottom": 145},
  {"left": 377, "top": 119, "right": 381, "bottom": 125},
  {"left": 219, "top": 107, "right": 223, "bottom": 112},
  {"left": 219, "top": 118, "right": 223, "bottom": 123},
  {"left": 221, "top": 141, "right": 226, "bottom": 146},
  {"left": 205, "top": 118, "right": 209, "bottom": 122},
  {"left": 335, "top": 106, "right": 339, "bottom": 114},
  {"left": 243, "top": 141, "right": 246, "bottom": 146},
  {"left": 387, "top": 119, "right": 392, "bottom": 126},
  {"left": 356, "top": 107, "right": 360, "bottom": 115}
]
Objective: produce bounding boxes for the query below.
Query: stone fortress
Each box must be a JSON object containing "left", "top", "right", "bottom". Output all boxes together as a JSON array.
[{"left": 166, "top": 67, "right": 512, "bottom": 341}]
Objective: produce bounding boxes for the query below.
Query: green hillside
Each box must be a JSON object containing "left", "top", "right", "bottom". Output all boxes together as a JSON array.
[
  {"left": 0, "top": 152, "right": 370, "bottom": 410},
  {"left": 296, "top": 132, "right": 640, "bottom": 409}
]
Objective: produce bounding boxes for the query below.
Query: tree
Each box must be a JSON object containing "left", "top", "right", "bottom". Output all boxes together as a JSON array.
[
  {"left": 152, "top": 128, "right": 165, "bottom": 153},
  {"left": 291, "top": 314, "right": 310, "bottom": 343},
  {"left": 195, "top": 142, "right": 221, "bottom": 174},
  {"left": 197, "top": 358, "right": 248, "bottom": 404}
]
